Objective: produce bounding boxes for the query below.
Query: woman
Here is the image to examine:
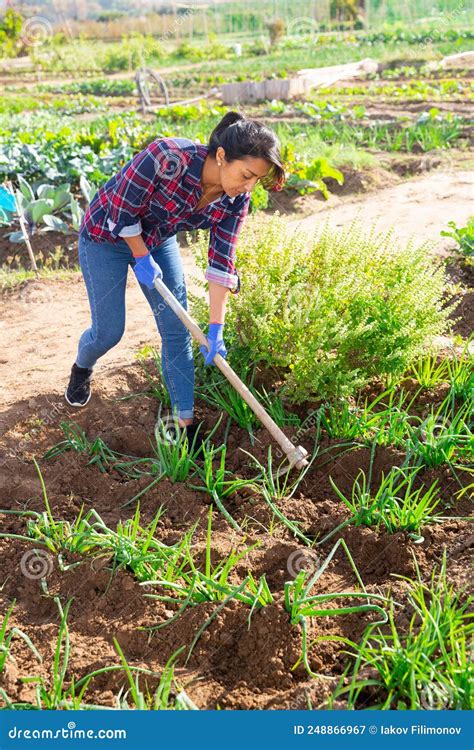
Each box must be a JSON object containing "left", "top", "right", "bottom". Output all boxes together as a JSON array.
[{"left": 65, "top": 111, "right": 284, "bottom": 446}]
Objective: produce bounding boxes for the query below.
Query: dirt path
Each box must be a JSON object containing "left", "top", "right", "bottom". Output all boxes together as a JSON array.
[
  {"left": 289, "top": 169, "right": 473, "bottom": 247},
  {"left": 0, "top": 170, "right": 472, "bottom": 412},
  {"left": 0, "top": 61, "right": 205, "bottom": 89},
  {"left": 0, "top": 249, "right": 202, "bottom": 411}
]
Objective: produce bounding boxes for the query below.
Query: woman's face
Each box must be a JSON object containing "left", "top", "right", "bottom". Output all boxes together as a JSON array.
[{"left": 216, "top": 147, "right": 271, "bottom": 197}]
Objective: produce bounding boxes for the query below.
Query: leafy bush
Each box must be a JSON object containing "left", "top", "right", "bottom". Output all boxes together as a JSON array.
[
  {"left": 0, "top": 9, "right": 23, "bottom": 58},
  {"left": 8, "top": 176, "right": 78, "bottom": 241},
  {"left": 101, "top": 34, "right": 165, "bottom": 71},
  {"left": 441, "top": 218, "right": 474, "bottom": 258},
  {"left": 176, "top": 35, "right": 230, "bottom": 62},
  {"left": 191, "top": 215, "right": 453, "bottom": 401},
  {"left": 249, "top": 182, "right": 269, "bottom": 212},
  {"left": 282, "top": 145, "right": 344, "bottom": 197},
  {"left": 42, "top": 78, "right": 136, "bottom": 97}
]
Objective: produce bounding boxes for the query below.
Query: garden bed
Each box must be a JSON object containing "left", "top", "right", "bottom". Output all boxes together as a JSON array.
[{"left": 0, "top": 360, "right": 471, "bottom": 710}]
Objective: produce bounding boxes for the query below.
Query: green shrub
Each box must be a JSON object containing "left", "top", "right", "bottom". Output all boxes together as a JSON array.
[
  {"left": 176, "top": 35, "right": 229, "bottom": 62},
  {"left": 249, "top": 182, "right": 269, "bottom": 212},
  {"left": 0, "top": 9, "right": 23, "bottom": 58},
  {"left": 101, "top": 34, "right": 165, "bottom": 71},
  {"left": 441, "top": 218, "right": 474, "bottom": 258},
  {"left": 267, "top": 18, "right": 285, "bottom": 46},
  {"left": 190, "top": 215, "right": 453, "bottom": 402}
]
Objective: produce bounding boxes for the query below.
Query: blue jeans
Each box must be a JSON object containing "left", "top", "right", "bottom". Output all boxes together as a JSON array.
[{"left": 76, "top": 233, "right": 195, "bottom": 420}]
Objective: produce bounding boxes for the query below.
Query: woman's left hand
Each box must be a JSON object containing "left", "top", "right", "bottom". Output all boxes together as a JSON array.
[{"left": 200, "top": 323, "right": 227, "bottom": 366}]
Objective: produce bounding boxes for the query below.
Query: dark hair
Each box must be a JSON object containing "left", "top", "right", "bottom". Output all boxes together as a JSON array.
[{"left": 208, "top": 111, "right": 285, "bottom": 191}]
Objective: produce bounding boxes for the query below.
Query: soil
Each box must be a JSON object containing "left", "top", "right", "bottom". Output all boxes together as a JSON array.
[
  {"left": 0, "top": 364, "right": 472, "bottom": 710},
  {"left": 0, "top": 169, "right": 472, "bottom": 710}
]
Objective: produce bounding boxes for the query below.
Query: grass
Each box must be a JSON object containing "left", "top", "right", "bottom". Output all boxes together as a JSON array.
[
  {"left": 197, "top": 377, "right": 259, "bottom": 441},
  {"left": 44, "top": 423, "right": 164, "bottom": 506},
  {"left": 0, "top": 466, "right": 194, "bottom": 586},
  {"left": 274, "top": 116, "right": 466, "bottom": 155},
  {"left": 112, "top": 640, "right": 197, "bottom": 710},
  {"left": 251, "top": 386, "right": 302, "bottom": 429},
  {"left": 44, "top": 422, "right": 160, "bottom": 479},
  {"left": 324, "top": 465, "right": 444, "bottom": 540},
  {"left": 143, "top": 507, "right": 262, "bottom": 612},
  {"left": 189, "top": 443, "right": 250, "bottom": 531},
  {"left": 409, "top": 343, "right": 474, "bottom": 399},
  {"left": 324, "top": 79, "right": 474, "bottom": 101},
  {"left": 316, "top": 388, "right": 417, "bottom": 447},
  {"left": 152, "top": 419, "right": 198, "bottom": 483},
  {"left": 21, "top": 598, "right": 73, "bottom": 710},
  {"left": 141, "top": 506, "right": 276, "bottom": 660},
  {"left": 2, "top": 371, "right": 472, "bottom": 709},
  {"left": 5, "top": 503, "right": 190, "bottom": 581},
  {"left": 285, "top": 538, "right": 391, "bottom": 679},
  {"left": 328, "top": 553, "right": 473, "bottom": 709},
  {"left": 0, "top": 266, "right": 79, "bottom": 292},
  {"left": 0, "top": 600, "right": 42, "bottom": 677},
  {"left": 240, "top": 447, "right": 317, "bottom": 546},
  {"left": 0, "top": 596, "right": 196, "bottom": 710},
  {"left": 404, "top": 397, "right": 473, "bottom": 468}
]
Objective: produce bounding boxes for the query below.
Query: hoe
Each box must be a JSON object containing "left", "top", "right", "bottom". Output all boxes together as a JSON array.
[{"left": 153, "top": 277, "right": 309, "bottom": 472}]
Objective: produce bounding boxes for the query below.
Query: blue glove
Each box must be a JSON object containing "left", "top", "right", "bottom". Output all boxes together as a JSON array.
[
  {"left": 133, "top": 253, "right": 163, "bottom": 289},
  {"left": 200, "top": 323, "right": 227, "bottom": 366}
]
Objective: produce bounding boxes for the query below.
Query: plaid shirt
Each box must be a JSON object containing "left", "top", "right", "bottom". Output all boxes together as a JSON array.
[{"left": 80, "top": 137, "right": 250, "bottom": 291}]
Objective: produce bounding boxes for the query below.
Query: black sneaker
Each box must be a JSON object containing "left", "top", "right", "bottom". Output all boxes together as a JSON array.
[
  {"left": 155, "top": 415, "right": 205, "bottom": 458},
  {"left": 184, "top": 422, "right": 205, "bottom": 458},
  {"left": 65, "top": 363, "right": 93, "bottom": 407}
]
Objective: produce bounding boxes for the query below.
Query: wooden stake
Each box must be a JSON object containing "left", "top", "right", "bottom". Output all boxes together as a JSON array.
[{"left": 5, "top": 180, "right": 39, "bottom": 276}]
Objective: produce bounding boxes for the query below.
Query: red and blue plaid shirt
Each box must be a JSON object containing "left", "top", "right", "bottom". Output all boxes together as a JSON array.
[{"left": 80, "top": 137, "right": 251, "bottom": 291}]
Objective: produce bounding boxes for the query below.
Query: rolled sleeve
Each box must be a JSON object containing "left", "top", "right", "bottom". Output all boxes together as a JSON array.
[
  {"left": 205, "top": 196, "right": 249, "bottom": 293},
  {"left": 107, "top": 218, "right": 143, "bottom": 237}
]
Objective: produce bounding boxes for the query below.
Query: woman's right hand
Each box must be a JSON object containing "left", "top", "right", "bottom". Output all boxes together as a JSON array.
[{"left": 133, "top": 253, "right": 163, "bottom": 289}]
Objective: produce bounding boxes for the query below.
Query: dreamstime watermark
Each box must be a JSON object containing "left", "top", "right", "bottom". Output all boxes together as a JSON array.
[
  {"left": 18, "top": 282, "right": 54, "bottom": 305},
  {"left": 140, "top": 581, "right": 155, "bottom": 593},
  {"left": 275, "top": 408, "right": 318, "bottom": 461},
  {"left": 287, "top": 548, "right": 322, "bottom": 578},
  {"left": 159, "top": 6, "right": 193, "bottom": 45},
  {"left": 288, "top": 682, "right": 323, "bottom": 710},
  {"left": 287, "top": 16, "right": 319, "bottom": 42},
  {"left": 154, "top": 412, "right": 181, "bottom": 447},
  {"left": 8, "top": 724, "right": 127, "bottom": 741},
  {"left": 419, "top": 683, "right": 454, "bottom": 710},
  {"left": 402, "top": 1, "right": 466, "bottom": 60},
  {"left": 418, "top": 2, "right": 466, "bottom": 53},
  {"left": 20, "top": 16, "right": 53, "bottom": 47},
  {"left": 20, "top": 549, "right": 54, "bottom": 579},
  {"left": 0, "top": 399, "right": 66, "bottom": 469},
  {"left": 153, "top": 150, "right": 187, "bottom": 181}
]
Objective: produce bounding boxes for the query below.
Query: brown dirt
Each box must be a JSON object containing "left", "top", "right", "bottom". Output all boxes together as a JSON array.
[
  {"left": 0, "top": 363, "right": 472, "bottom": 710},
  {"left": 0, "top": 230, "right": 79, "bottom": 269},
  {"left": 451, "top": 290, "right": 474, "bottom": 338}
]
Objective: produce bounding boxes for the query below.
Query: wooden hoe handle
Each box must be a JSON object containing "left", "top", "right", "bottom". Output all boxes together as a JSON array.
[{"left": 153, "top": 277, "right": 308, "bottom": 470}]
